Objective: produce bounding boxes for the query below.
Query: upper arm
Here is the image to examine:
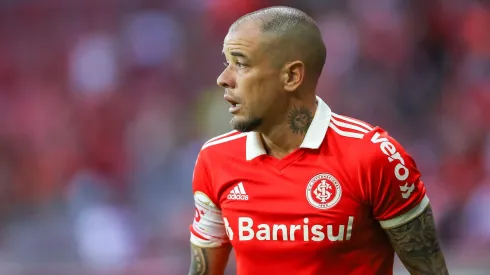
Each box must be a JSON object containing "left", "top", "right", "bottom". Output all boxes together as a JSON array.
[
  {"left": 190, "top": 243, "right": 232, "bottom": 275},
  {"left": 385, "top": 204, "right": 449, "bottom": 275},
  {"left": 189, "top": 151, "right": 231, "bottom": 275},
  {"left": 362, "top": 128, "right": 448, "bottom": 274},
  {"left": 363, "top": 128, "right": 428, "bottom": 228}
]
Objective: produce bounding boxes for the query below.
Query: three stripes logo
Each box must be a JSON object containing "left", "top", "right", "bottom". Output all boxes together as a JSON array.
[{"left": 227, "top": 182, "right": 249, "bottom": 201}]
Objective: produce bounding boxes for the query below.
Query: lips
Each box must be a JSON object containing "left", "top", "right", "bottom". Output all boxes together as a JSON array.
[
  {"left": 224, "top": 95, "right": 242, "bottom": 114},
  {"left": 224, "top": 95, "right": 239, "bottom": 107}
]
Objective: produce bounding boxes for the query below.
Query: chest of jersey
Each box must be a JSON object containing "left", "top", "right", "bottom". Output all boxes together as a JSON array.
[{"left": 215, "top": 152, "right": 375, "bottom": 256}]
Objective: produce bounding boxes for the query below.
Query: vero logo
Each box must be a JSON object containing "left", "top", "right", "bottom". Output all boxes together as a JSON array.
[{"left": 399, "top": 183, "right": 415, "bottom": 199}]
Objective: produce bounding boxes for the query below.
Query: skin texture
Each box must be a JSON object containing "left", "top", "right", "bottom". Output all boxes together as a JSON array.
[
  {"left": 385, "top": 205, "right": 450, "bottom": 275},
  {"left": 218, "top": 20, "right": 317, "bottom": 159}
]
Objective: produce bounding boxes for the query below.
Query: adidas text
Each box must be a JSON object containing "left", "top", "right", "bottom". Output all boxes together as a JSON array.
[
  {"left": 227, "top": 194, "right": 249, "bottom": 200},
  {"left": 228, "top": 182, "right": 248, "bottom": 200}
]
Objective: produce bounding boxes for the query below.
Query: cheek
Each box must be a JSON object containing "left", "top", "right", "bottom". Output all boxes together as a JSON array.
[
  {"left": 247, "top": 93, "right": 277, "bottom": 118},
  {"left": 239, "top": 73, "right": 279, "bottom": 112}
]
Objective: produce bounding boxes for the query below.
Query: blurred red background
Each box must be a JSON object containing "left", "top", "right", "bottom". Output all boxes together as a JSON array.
[{"left": 0, "top": 0, "right": 488, "bottom": 274}]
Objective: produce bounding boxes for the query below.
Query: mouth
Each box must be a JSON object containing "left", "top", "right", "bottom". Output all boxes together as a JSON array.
[{"left": 224, "top": 96, "right": 242, "bottom": 114}]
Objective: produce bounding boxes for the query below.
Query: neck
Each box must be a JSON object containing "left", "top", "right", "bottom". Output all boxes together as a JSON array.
[{"left": 260, "top": 96, "right": 317, "bottom": 159}]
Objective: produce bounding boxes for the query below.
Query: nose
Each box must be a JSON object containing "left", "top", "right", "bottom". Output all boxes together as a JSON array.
[{"left": 217, "top": 67, "right": 235, "bottom": 89}]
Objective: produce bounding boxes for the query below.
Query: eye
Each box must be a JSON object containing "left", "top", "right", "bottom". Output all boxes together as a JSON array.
[{"left": 236, "top": 61, "right": 247, "bottom": 69}]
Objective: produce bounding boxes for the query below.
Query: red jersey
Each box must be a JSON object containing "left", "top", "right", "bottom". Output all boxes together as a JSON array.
[{"left": 190, "top": 96, "right": 429, "bottom": 275}]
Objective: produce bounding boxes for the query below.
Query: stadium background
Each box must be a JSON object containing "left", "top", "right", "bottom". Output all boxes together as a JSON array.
[{"left": 0, "top": 0, "right": 488, "bottom": 274}]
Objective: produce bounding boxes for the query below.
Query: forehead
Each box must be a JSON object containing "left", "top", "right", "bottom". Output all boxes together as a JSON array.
[{"left": 223, "top": 21, "right": 266, "bottom": 56}]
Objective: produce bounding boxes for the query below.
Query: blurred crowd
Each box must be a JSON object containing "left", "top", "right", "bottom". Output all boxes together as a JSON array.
[{"left": 0, "top": 0, "right": 488, "bottom": 274}]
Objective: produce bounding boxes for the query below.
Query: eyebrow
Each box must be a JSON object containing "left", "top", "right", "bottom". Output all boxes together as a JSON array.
[
  {"left": 230, "top": 51, "right": 247, "bottom": 58},
  {"left": 223, "top": 51, "right": 248, "bottom": 59}
]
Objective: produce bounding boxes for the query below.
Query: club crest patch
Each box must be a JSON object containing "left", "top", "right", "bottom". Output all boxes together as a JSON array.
[{"left": 306, "top": 173, "right": 342, "bottom": 210}]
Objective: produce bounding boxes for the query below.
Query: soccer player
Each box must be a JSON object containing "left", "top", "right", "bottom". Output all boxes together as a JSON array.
[{"left": 189, "top": 6, "right": 449, "bottom": 275}]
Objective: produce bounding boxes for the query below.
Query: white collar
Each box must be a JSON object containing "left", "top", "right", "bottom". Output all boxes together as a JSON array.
[{"left": 246, "top": 96, "right": 332, "bottom": 160}]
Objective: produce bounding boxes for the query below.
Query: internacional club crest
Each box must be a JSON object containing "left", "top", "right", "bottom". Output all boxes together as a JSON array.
[{"left": 306, "top": 173, "right": 342, "bottom": 210}]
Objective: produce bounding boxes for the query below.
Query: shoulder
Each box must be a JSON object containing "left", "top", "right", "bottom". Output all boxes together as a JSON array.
[
  {"left": 328, "top": 112, "right": 376, "bottom": 141},
  {"left": 201, "top": 130, "right": 247, "bottom": 151},
  {"left": 328, "top": 113, "right": 411, "bottom": 168},
  {"left": 193, "top": 130, "right": 247, "bottom": 191},
  {"left": 198, "top": 130, "right": 247, "bottom": 161}
]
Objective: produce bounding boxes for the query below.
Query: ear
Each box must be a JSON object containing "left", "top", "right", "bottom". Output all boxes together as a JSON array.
[{"left": 282, "top": 61, "right": 305, "bottom": 92}]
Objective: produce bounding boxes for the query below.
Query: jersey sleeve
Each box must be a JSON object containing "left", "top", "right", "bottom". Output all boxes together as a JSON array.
[
  {"left": 189, "top": 151, "right": 229, "bottom": 247},
  {"left": 362, "top": 127, "right": 430, "bottom": 229}
]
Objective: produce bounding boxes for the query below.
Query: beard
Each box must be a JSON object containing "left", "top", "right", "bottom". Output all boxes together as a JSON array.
[{"left": 230, "top": 116, "right": 263, "bottom": 132}]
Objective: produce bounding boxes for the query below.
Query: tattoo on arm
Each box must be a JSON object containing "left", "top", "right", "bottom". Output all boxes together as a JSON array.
[
  {"left": 287, "top": 106, "right": 313, "bottom": 135},
  {"left": 189, "top": 243, "right": 230, "bottom": 275},
  {"left": 190, "top": 245, "right": 209, "bottom": 275},
  {"left": 385, "top": 205, "right": 449, "bottom": 275}
]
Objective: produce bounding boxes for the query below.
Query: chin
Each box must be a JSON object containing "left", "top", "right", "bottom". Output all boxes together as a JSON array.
[{"left": 230, "top": 117, "right": 262, "bottom": 132}]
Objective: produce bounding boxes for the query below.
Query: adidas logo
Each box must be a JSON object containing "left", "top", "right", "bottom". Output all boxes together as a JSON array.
[{"left": 227, "top": 182, "right": 249, "bottom": 201}]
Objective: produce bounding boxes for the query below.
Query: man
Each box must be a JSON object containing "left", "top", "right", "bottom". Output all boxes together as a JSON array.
[{"left": 189, "top": 6, "right": 449, "bottom": 275}]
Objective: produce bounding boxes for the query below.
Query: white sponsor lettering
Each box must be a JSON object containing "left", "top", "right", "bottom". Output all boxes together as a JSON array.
[
  {"left": 223, "top": 217, "right": 234, "bottom": 240},
  {"left": 225, "top": 216, "right": 354, "bottom": 242},
  {"left": 371, "top": 132, "right": 415, "bottom": 199},
  {"left": 371, "top": 132, "right": 409, "bottom": 181},
  {"left": 227, "top": 194, "right": 249, "bottom": 200},
  {"left": 227, "top": 182, "right": 249, "bottom": 200},
  {"left": 400, "top": 183, "right": 415, "bottom": 199}
]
